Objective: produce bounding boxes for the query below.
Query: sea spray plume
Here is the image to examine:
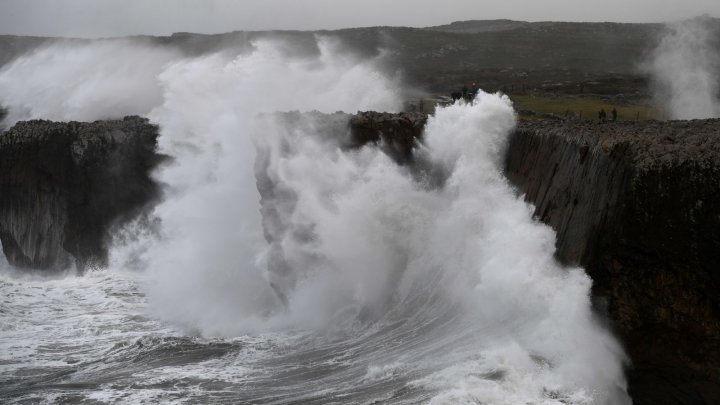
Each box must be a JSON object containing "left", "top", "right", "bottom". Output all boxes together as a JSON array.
[
  {"left": 231, "top": 92, "right": 632, "bottom": 402},
  {"left": 121, "top": 37, "right": 402, "bottom": 334},
  {"left": 412, "top": 94, "right": 630, "bottom": 404},
  {"left": 0, "top": 39, "right": 180, "bottom": 125},
  {"left": 252, "top": 111, "right": 439, "bottom": 326},
  {"left": 253, "top": 112, "right": 351, "bottom": 307},
  {"left": 642, "top": 16, "right": 720, "bottom": 119}
]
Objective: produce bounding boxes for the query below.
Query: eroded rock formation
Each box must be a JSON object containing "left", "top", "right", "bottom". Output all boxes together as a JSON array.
[
  {"left": 505, "top": 119, "right": 720, "bottom": 404},
  {"left": 0, "top": 116, "right": 162, "bottom": 270}
]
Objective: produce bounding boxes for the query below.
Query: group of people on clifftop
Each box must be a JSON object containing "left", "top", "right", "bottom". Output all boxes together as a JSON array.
[
  {"left": 448, "top": 83, "right": 625, "bottom": 123},
  {"left": 598, "top": 108, "right": 618, "bottom": 122},
  {"left": 451, "top": 83, "right": 479, "bottom": 103}
]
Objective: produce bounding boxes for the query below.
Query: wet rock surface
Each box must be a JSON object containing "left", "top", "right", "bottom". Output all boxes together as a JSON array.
[
  {"left": 0, "top": 116, "right": 162, "bottom": 270},
  {"left": 505, "top": 119, "right": 720, "bottom": 404},
  {"left": 349, "top": 111, "right": 428, "bottom": 163}
]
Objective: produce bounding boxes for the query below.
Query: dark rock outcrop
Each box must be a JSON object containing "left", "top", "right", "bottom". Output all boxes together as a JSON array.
[
  {"left": 0, "top": 116, "right": 162, "bottom": 270},
  {"left": 349, "top": 111, "right": 428, "bottom": 163},
  {"left": 505, "top": 119, "right": 720, "bottom": 404}
]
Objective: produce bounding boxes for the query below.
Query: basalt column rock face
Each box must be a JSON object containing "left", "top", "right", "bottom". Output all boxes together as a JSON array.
[
  {"left": 0, "top": 116, "right": 162, "bottom": 270},
  {"left": 505, "top": 119, "right": 720, "bottom": 404}
]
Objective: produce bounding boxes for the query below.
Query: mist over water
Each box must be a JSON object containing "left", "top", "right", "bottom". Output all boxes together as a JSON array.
[
  {"left": 128, "top": 37, "right": 402, "bottom": 334},
  {"left": 0, "top": 40, "right": 180, "bottom": 125},
  {"left": 643, "top": 17, "right": 720, "bottom": 119},
  {"left": 0, "top": 37, "right": 629, "bottom": 403}
]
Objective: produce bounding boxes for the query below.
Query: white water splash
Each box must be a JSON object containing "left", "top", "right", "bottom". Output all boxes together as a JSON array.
[
  {"left": 643, "top": 17, "right": 720, "bottom": 119},
  {"left": 128, "top": 37, "right": 401, "bottom": 334}
]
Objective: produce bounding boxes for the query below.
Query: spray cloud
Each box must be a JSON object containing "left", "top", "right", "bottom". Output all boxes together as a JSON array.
[
  {"left": 643, "top": 16, "right": 720, "bottom": 119},
  {"left": 0, "top": 40, "right": 180, "bottom": 125}
]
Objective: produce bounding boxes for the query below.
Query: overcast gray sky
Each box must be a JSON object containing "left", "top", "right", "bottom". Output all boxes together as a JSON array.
[{"left": 1, "top": 0, "right": 719, "bottom": 38}]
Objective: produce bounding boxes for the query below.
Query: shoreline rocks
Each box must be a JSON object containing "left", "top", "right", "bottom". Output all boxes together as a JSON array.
[{"left": 0, "top": 116, "right": 162, "bottom": 270}]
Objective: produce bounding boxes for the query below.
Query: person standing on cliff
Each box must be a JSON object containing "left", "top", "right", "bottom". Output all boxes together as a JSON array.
[
  {"left": 612, "top": 108, "right": 618, "bottom": 122},
  {"left": 599, "top": 109, "right": 607, "bottom": 122}
]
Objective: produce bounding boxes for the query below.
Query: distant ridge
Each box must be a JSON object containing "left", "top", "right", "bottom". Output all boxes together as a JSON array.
[
  {"left": 1, "top": 19, "right": 719, "bottom": 94},
  {"left": 424, "top": 19, "right": 531, "bottom": 33}
]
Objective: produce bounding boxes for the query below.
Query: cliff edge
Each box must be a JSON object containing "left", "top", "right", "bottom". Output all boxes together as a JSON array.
[
  {"left": 0, "top": 116, "right": 162, "bottom": 270},
  {"left": 506, "top": 119, "right": 720, "bottom": 404}
]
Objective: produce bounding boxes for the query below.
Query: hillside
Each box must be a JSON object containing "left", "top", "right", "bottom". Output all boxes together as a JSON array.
[{"left": 0, "top": 19, "right": 708, "bottom": 94}]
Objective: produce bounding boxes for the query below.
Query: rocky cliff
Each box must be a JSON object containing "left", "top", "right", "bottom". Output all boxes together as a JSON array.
[
  {"left": 2, "top": 110, "right": 718, "bottom": 403},
  {"left": 505, "top": 119, "right": 720, "bottom": 404},
  {"left": 0, "top": 116, "right": 162, "bottom": 270},
  {"left": 348, "top": 111, "right": 428, "bottom": 162}
]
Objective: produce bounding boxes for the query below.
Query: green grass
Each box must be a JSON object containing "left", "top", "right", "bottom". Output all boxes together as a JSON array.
[{"left": 510, "top": 94, "right": 662, "bottom": 121}]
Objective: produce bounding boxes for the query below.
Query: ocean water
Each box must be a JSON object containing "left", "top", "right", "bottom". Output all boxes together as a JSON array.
[{"left": 0, "top": 37, "right": 630, "bottom": 404}]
